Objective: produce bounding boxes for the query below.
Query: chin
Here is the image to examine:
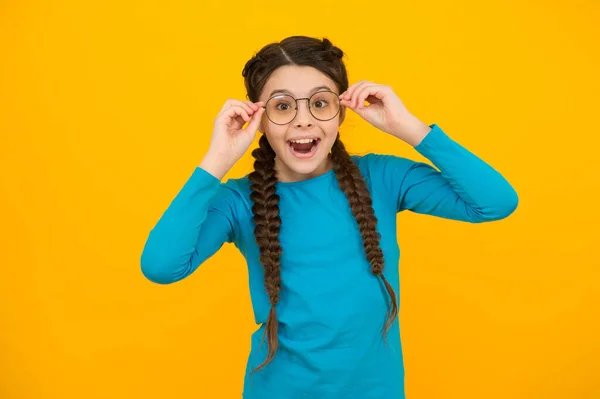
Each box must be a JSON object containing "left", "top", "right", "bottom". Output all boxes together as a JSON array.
[
  {"left": 286, "top": 159, "right": 325, "bottom": 175},
  {"left": 276, "top": 139, "right": 332, "bottom": 178}
]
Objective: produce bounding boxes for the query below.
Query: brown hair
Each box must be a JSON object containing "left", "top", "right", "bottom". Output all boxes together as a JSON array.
[{"left": 241, "top": 36, "right": 397, "bottom": 375}]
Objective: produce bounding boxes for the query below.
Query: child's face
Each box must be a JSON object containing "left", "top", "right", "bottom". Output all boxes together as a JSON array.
[{"left": 258, "top": 65, "right": 345, "bottom": 182}]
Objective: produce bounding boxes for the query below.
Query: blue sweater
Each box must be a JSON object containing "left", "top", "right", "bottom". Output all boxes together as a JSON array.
[{"left": 141, "top": 124, "right": 518, "bottom": 398}]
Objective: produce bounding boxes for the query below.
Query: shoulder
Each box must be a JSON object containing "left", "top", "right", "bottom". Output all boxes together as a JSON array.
[
  {"left": 348, "top": 153, "right": 432, "bottom": 202},
  {"left": 219, "top": 173, "right": 254, "bottom": 213},
  {"left": 186, "top": 167, "right": 252, "bottom": 216},
  {"left": 350, "top": 153, "right": 418, "bottom": 180}
]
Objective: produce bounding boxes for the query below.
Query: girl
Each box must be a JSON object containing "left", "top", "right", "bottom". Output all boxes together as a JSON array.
[{"left": 141, "top": 35, "right": 518, "bottom": 399}]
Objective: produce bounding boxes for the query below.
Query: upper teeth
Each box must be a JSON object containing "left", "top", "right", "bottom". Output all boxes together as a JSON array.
[{"left": 290, "top": 138, "right": 315, "bottom": 144}]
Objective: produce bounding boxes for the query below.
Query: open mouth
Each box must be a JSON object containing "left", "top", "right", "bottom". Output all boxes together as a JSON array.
[{"left": 287, "top": 138, "right": 321, "bottom": 158}]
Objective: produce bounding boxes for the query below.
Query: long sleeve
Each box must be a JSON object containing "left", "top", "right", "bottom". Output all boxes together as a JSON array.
[
  {"left": 366, "top": 124, "right": 518, "bottom": 223},
  {"left": 140, "top": 167, "right": 239, "bottom": 284}
]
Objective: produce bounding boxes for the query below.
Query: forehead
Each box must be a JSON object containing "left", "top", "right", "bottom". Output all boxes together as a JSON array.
[{"left": 261, "top": 65, "right": 337, "bottom": 98}]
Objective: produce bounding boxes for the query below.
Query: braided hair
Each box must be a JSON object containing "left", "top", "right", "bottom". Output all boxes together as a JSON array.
[{"left": 242, "top": 36, "right": 397, "bottom": 374}]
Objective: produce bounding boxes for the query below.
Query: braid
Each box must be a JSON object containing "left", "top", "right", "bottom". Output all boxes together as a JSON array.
[
  {"left": 248, "top": 134, "right": 283, "bottom": 374},
  {"left": 247, "top": 132, "right": 398, "bottom": 373},
  {"left": 331, "top": 135, "right": 398, "bottom": 339}
]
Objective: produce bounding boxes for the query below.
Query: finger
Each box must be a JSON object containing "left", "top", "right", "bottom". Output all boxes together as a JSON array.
[
  {"left": 355, "top": 84, "right": 379, "bottom": 109},
  {"left": 339, "top": 81, "right": 357, "bottom": 100},
  {"left": 244, "top": 100, "right": 260, "bottom": 112},
  {"left": 225, "top": 105, "right": 251, "bottom": 123},
  {"left": 351, "top": 82, "right": 376, "bottom": 109},
  {"left": 244, "top": 106, "right": 264, "bottom": 133},
  {"left": 339, "top": 98, "right": 363, "bottom": 115},
  {"left": 345, "top": 81, "right": 368, "bottom": 105},
  {"left": 219, "top": 99, "right": 238, "bottom": 112},
  {"left": 343, "top": 80, "right": 369, "bottom": 101},
  {"left": 339, "top": 97, "right": 354, "bottom": 109},
  {"left": 221, "top": 99, "right": 255, "bottom": 116},
  {"left": 340, "top": 82, "right": 355, "bottom": 100},
  {"left": 234, "top": 114, "right": 247, "bottom": 126},
  {"left": 233, "top": 100, "right": 255, "bottom": 116},
  {"left": 339, "top": 93, "right": 358, "bottom": 109}
]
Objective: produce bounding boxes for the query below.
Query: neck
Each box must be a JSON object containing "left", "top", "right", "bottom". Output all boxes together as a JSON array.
[{"left": 274, "top": 154, "right": 333, "bottom": 183}]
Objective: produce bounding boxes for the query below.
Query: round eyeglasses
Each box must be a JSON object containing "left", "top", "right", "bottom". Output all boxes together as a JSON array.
[{"left": 262, "top": 90, "right": 341, "bottom": 125}]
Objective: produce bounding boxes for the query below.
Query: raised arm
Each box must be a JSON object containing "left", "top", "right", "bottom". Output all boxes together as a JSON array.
[
  {"left": 141, "top": 96, "right": 265, "bottom": 283},
  {"left": 368, "top": 124, "right": 518, "bottom": 223}
]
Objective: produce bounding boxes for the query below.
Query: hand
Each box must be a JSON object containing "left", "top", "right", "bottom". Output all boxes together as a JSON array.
[
  {"left": 211, "top": 98, "right": 265, "bottom": 158},
  {"left": 200, "top": 99, "right": 265, "bottom": 179},
  {"left": 339, "top": 81, "right": 431, "bottom": 146}
]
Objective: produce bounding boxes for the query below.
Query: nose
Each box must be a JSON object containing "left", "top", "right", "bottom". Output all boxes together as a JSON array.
[{"left": 294, "top": 98, "right": 313, "bottom": 128}]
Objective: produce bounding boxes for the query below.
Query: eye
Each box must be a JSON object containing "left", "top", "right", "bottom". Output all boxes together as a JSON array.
[
  {"left": 310, "top": 91, "right": 335, "bottom": 109},
  {"left": 275, "top": 102, "right": 292, "bottom": 111}
]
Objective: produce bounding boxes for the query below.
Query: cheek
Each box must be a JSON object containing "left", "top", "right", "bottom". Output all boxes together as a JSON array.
[
  {"left": 323, "top": 121, "right": 341, "bottom": 139},
  {"left": 264, "top": 128, "right": 287, "bottom": 149}
]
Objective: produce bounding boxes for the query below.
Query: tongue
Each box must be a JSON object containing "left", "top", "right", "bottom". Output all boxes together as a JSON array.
[{"left": 291, "top": 142, "right": 313, "bottom": 153}]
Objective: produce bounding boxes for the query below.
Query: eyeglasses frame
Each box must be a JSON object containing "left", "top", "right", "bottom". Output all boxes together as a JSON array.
[{"left": 261, "top": 90, "right": 342, "bottom": 125}]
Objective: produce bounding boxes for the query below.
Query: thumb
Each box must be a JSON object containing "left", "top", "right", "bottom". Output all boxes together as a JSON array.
[{"left": 244, "top": 107, "right": 264, "bottom": 135}]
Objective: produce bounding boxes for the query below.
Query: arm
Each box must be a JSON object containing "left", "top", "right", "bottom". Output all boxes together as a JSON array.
[
  {"left": 140, "top": 166, "right": 238, "bottom": 284},
  {"left": 372, "top": 124, "right": 518, "bottom": 222},
  {"left": 140, "top": 94, "right": 265, "bottom": 283},
  {"left": 339, "top": 81, "right": 517, "bottom": 222}
]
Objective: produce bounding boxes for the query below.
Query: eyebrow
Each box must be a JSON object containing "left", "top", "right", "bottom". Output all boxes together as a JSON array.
[{"left": 269, "top": 85, "right": 334, "bottom": 98}]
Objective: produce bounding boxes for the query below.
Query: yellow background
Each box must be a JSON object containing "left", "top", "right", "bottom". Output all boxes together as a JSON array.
[{"left": 1, "top": 0, "right": 599, "bottom": 398}]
